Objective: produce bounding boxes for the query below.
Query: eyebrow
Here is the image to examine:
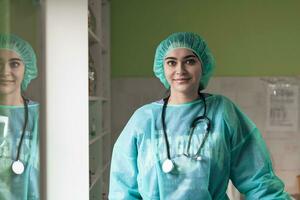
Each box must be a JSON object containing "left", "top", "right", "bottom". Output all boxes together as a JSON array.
[
  {"left": 9, "top": 58, "right": 22, "bottom": 62},
  {"left": 0, "top": 58, "right": 22, "bottom": 63},
  {"left": 165, "top": 54, "right": 197, "bottom": 60}
]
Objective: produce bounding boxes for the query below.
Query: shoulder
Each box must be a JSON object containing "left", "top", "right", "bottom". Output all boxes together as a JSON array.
[
  {"left": 28, "top": 100, "right": 39, "bottom": 106},
  {"left": 206, "top": 93, "right": 249, "bottom": 122},
  {"left": 120, "top": 101, "right": 163, "bottom": 137},
  {"left": 114, "top": 102, "right": 159, "bottom": 146},
  {"left": 205, "top": 93, "right": 236, "bottom": 109},
  {"left": 129, "top": 101, "right": 161, "bottom": 123},
  {"left": 27, "top": 99, "right": 39, "bottom": 111},
  {"left": 208, "top": 93, "right": 256, "bottom": 130},
  {"left": 27, "top": 100, "right": 40, "bottom": 119}
]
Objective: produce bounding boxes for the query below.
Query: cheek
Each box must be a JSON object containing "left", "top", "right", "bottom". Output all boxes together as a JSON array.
[
  {"left": 163, "top": 67, "right": 172, "bottom": 81},
  {"left": 16, "top": 67, "right": 25, "bottom": 83},
  {"left": 191, "top": 68, "right": 202, "bottom": 80},
  {"left": 197, "top": 65, "right": 203, "bottom": 78}
]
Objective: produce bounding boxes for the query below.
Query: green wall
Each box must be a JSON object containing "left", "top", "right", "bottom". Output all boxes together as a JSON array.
[
  {"left": 0, "top": 0, "right": 39, "bottom": 55},
  {"left": 111, "top": 0, "right": 300, "bottom": 77}
]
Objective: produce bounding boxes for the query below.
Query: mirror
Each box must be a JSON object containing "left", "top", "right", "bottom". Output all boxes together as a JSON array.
[{"left": 0, "top": 0, "right": 41, "bottom": 199}]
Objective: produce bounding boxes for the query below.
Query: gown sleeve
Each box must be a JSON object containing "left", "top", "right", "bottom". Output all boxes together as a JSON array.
[
  {"left": 27, "top": 105, "right": 40, "bottom": 200},
  {"left": 226, "top": 101, "right": 291, "bottom": 199},
  {"left": 27, "top": 144, "right": 39, "bottom": 200},
  {"left": 109, "top": 111, "right": 142, "bottom": 200}
]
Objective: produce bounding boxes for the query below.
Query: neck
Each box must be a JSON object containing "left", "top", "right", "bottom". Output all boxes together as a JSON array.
[
  {"left": 0, "top": 93, "right": 23, "bottom": 106},
  {"left": 168, "top": 91, "right": 199, "bottom": 105}
]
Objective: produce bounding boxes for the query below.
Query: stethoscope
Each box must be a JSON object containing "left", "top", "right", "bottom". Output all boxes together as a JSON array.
[
  {"left": 161, "top": 93, "right": 211, "bottom": 174},
  {"left": 11, "top": 96, "right": 28, "bottom": 175}
]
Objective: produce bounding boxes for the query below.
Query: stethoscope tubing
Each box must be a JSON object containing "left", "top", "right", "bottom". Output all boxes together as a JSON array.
[
  {"left": 16, "top": 96, "right": 29, "bottom": 162},
  {"left": 11, "top": 96, "right": 29, "bottom": 175},
  {"left": 161, "top": 93, "right": 210, "bottom": 161}
]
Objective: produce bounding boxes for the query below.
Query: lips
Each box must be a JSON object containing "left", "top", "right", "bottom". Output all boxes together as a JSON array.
[
  {"left": 173, "top": 78, "right": 191, "bottom": 83},
  {"left": 0, "top": 80, "right": 15, "bottom": 84}
]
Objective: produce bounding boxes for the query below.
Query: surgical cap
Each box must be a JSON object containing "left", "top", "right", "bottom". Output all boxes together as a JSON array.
[
  {"left": 0, "top": 33, "right": 37, "bottom": 91},
  {"left": 153, "top": 32, "right": 215, "bottom": 90}
]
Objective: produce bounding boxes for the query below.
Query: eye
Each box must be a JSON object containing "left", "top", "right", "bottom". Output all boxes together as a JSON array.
[
  {"left": 185, "top": 59, "right": 196, "bottom": 65},
  {"left": 166, "top": 60, "right": 177, "bottom": 67},
  {"left": 9, "top": 61, "right": 21, "bottom": 69}
]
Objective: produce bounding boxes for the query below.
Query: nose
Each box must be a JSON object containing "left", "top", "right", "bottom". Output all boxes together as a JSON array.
[
  {"left": 175, "top": 61, "right": 186, "bottom": 75},
  {"left": 0, "top": 62, "right": 11, "bottom": 75}
]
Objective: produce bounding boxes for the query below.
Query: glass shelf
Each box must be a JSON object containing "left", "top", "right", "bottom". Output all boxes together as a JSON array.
[
  {"left": 88, "top": 29, "right": 106, "bottom": 50},
  {"left": 89, "top": 130, "right": 109, "bottom": 145},
  {"left": 89, "top": 96, "right": 108, "bottom": 102},
  {"left": 89, "top": 0, "right": 110, "bottom": 198}
]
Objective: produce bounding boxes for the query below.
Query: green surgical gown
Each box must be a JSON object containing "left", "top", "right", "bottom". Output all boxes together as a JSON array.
[
  {"left": 109, "top": 94, "right": 290, "bottom": 200},
  {"left": 0, "top": 101, "right": 39, "bottom": 200}
]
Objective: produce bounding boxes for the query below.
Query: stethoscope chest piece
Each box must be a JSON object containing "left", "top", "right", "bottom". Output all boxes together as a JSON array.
[
  {"left": 12, "top": 160, "right": 25, "bottom": 175},
  {"left": 194, "top": 155, "right": 202, "bottom": 161},
  {"left": 161, "top": 93, "right": 211, "bottom": 174},
  {"left": 162, "top": 159, "right": 174, "bottom": 173},
  {"left": 11, "top": 96, "right": 28, "bottom": 175}
]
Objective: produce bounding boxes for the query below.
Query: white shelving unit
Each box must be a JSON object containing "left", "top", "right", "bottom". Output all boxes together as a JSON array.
[{"left": 88, "top": 0, "right": 111, "bottom": 199}]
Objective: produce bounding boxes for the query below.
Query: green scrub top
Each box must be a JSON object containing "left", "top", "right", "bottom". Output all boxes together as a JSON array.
[
  {"left": 109, "top": 94, "right": 291, "bottom": 200},
  {"left": 0, "top": 101, "right": 39, "bottom": 200}
]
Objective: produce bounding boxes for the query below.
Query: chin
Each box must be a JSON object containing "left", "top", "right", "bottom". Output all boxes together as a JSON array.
[
  {"left": 173, "top": 86, "right": 196, "bottom": 95},
  {"left": 0, "top": 87, "right": 16, "bottom": 96}
]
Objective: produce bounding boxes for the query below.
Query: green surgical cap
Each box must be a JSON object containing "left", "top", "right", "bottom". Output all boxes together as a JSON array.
[
  {"left": 0, "top": 33, "right": 37, "bottom": 91},
  {"left": 153, "top": 32, "right": 215, "bottom": 90}
]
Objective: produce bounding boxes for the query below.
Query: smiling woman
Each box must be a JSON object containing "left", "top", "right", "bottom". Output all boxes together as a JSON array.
[
  {"left": 164, "top": 48, "right": 203, "bottom": 104},
  {"left": 0, "top": 50, "right": 25, "bottom": 105},
  {"left": 0, "top": 34, "right": 39, "bottom": 200},
  {"left": 109, "top": 32, "right": 291, "bottom": 200}
]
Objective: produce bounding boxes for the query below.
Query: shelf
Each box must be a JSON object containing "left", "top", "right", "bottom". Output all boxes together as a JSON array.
[
  {"left": 99, "top": 130, "right": 109, "bottom": 138},
  {"left": 89, "top": 161, "right": 110, "bottom": 191},
  {"left": 88, "top": 29, "right": 106, "bottom": 50},
  {"left": 89, "top": 96, "right": 108, "bottom": 102},
  {"left": 88, "top": 29, "right": 100, "bottom": 43},
  {"left": 89, "top": 0, "right": 110, "bottom": 198},
  {"left": 89, "top": 170, "right": 101, "bottom": 191},
  {"left": 89, "top": 134, "right": 101, "bottom": 145},
  {"left": 89, "top": 130, "right": 109, "bottom": 145},
  {"left": 100, "top": 161, "right": 110, "bottom": 175}
]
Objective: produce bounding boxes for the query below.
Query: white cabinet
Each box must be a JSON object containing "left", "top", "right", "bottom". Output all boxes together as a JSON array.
[{"left": 88, "top": 0, "right": 111, "bottom": 199}]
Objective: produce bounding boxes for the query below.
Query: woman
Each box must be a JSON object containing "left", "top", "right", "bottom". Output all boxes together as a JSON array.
[
  {"left": 0, "top": 34, "right": 39, "bottom": 199},
  {"left": 109, "top": 32, "right": 290, "bottom": 199}
]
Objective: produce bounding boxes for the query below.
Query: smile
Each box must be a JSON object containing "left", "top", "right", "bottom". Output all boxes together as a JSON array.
[
  {"left": 0, "top": 80, "right": 15, "bottom": 84},
  {"left": 173, "top": 78, "right": 191, "bottom": 83}
]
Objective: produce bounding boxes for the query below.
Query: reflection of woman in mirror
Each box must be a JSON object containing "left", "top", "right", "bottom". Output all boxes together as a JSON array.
[
  {"left": 0, "top": 34, "right": 39, "bottom": 199},
  {"left": 109, "top": 32, "right": 290, "bottom": 199}
]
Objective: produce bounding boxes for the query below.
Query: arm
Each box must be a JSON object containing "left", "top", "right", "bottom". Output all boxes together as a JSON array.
[
  {"left": 109, "top": 113, "right": 142, "bottom": 200},
  {"left": 228, "top": 105, "right": 291, "bottom": 199},
  {"left": 27, "top": 107, "right": 40, "bottom": 200},
  {"left": 27, "top": 161, "right": 40, "bottom": 200}
]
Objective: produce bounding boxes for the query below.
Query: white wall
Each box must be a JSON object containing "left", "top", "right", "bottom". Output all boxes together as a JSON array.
[{"left": 43, "top": 0, "right": 89, "bottom": 199}]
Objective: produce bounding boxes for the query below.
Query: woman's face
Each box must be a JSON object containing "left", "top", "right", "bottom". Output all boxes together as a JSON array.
[
  {"left": 164, "top": 48, "right": 202, "bottom": 96},
  {"left": 0, "top": 49, "right": 25, "bottom": 97}
]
